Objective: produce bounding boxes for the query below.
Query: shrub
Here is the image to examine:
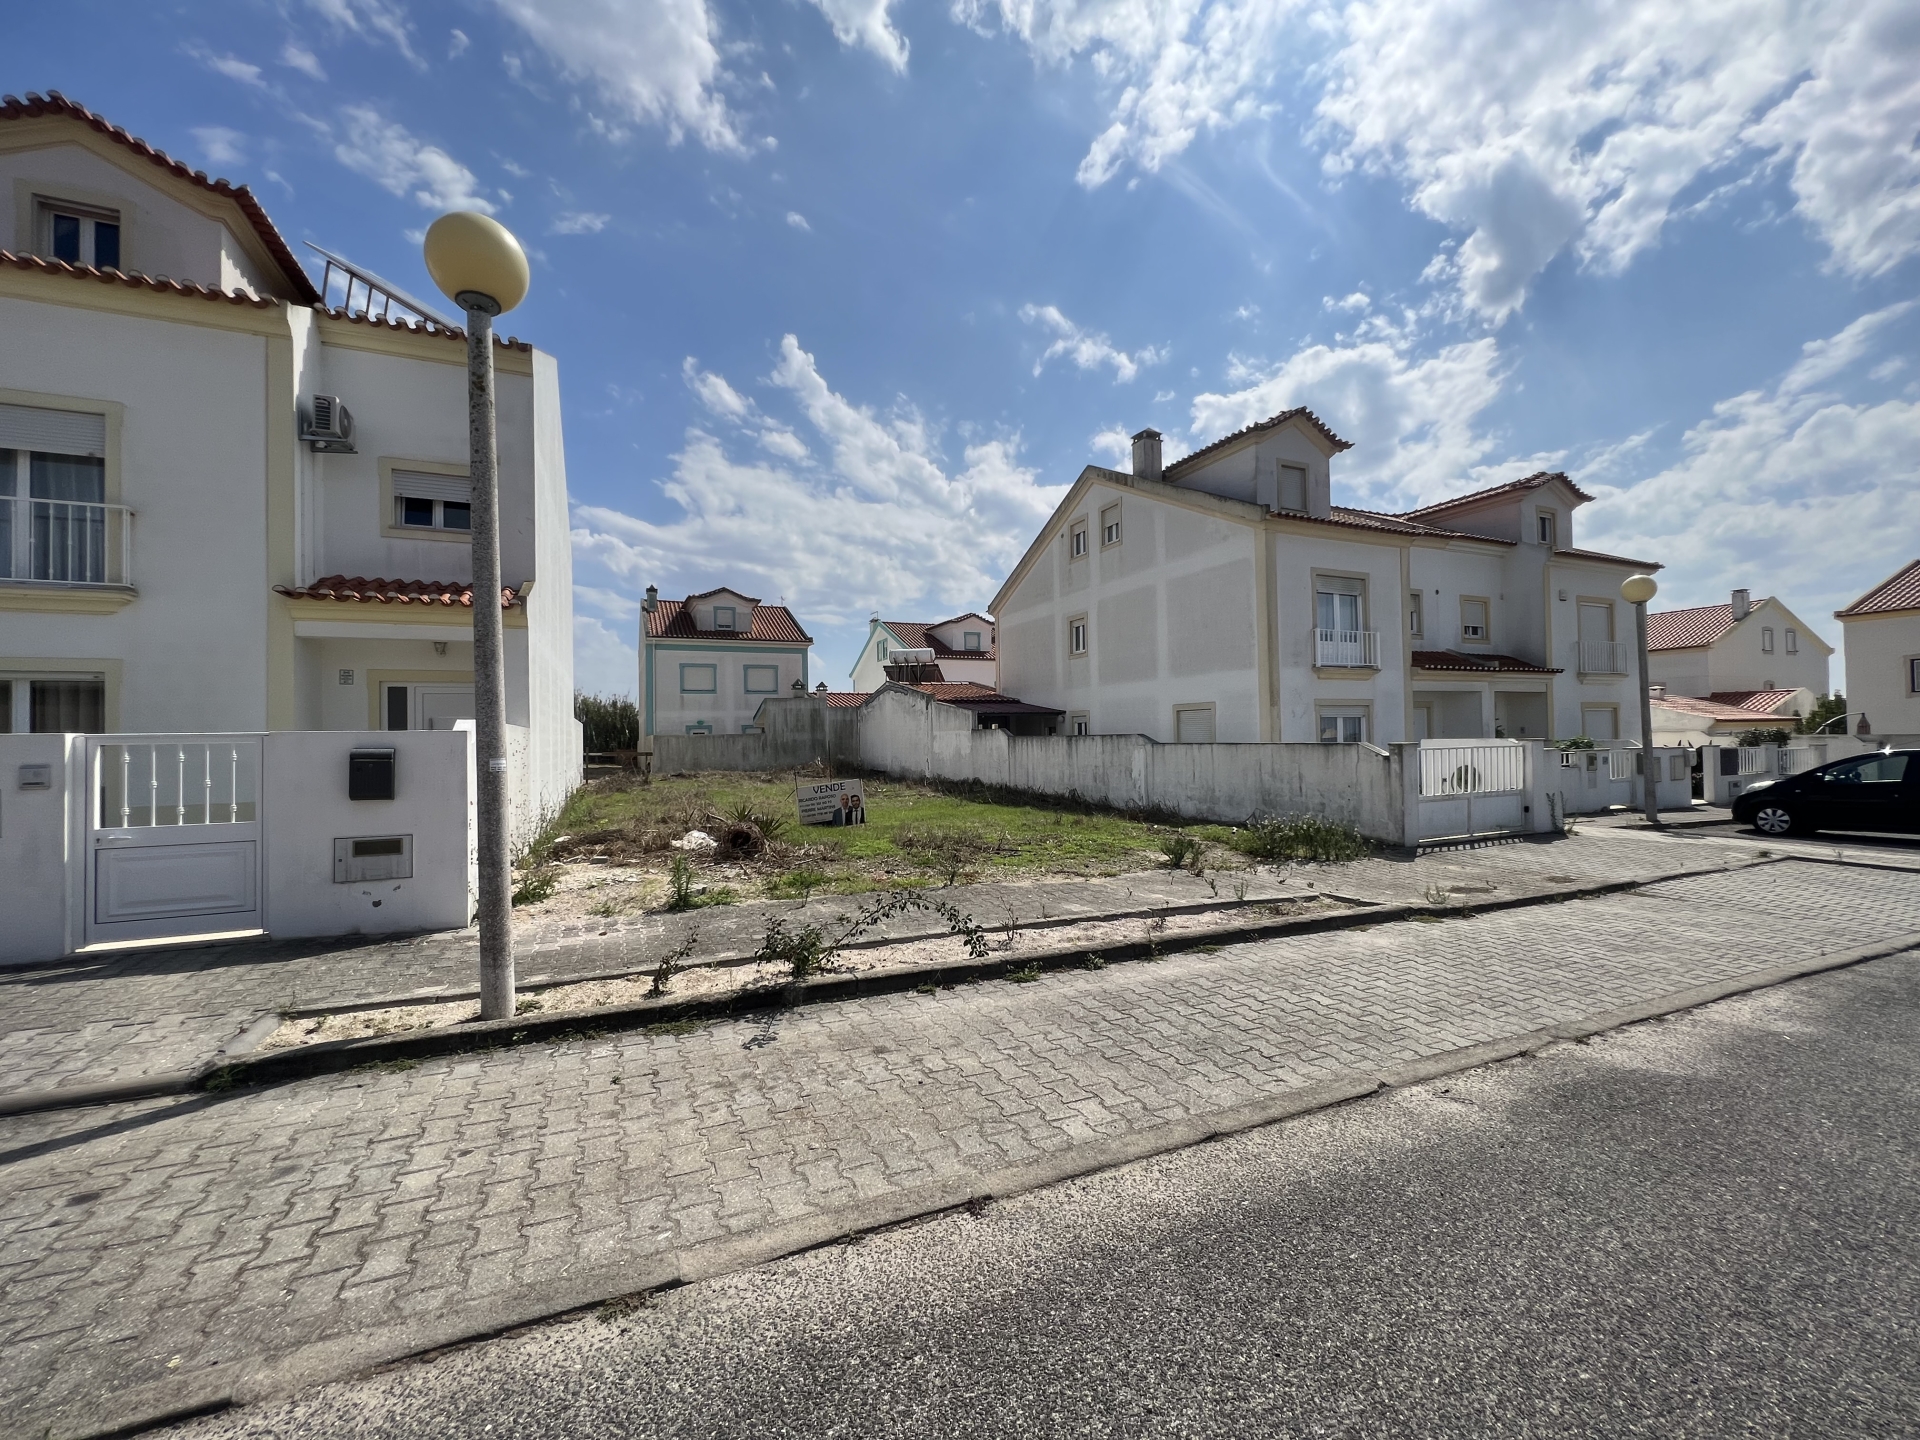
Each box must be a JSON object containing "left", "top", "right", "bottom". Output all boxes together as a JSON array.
[
  {"left": 1157, "top": 831, "right": 1206, "bottom": 871},
  {"left": 511, "top": 866, "right": 560, "bottom": 906},
  {"left": 716, "top": 799, "right": 791, "bottom": 844},
  {"left": 1736, "top": 727, "right": 1792, "bottom": 747},
  {"left": 1797, "top": 693, "right": 1847, "bottom": 735},
  {"left": 1553, "top": 736, "right": 1597, "bottom": 751},
  {"left": 575, "top": 692, "right": 640, "bottom": 753},
  {"left": 1234, "top": 813, "right": 1370, "bottom": 863},
  {"left": 664, "top": 853, "right": 736, "bottom": 912}
]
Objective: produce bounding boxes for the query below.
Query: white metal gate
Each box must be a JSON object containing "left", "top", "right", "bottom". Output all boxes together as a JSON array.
[
  {"left": 1417, "top": 740, "right": 1530, "bottom": 840},
  {"left": 86, "top": 735, "right": 262, "bottom": 947}
]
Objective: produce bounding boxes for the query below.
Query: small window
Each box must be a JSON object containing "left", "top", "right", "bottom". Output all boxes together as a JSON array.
[
  {"left": 679, "top": 664, "right": 717, "bottom": 694},
  {"left": 963, "top": 631, "right": 983, "bottom": 651},
  {"left": 685, "top": 723, "right": 713, "bottom": 736},
  {"left": 1761, "top": 627, "right": 1775, "bottom": 653},
  {"left": 1068, "top": 617, "right": 1088, "bottom": 656},
  {"left": 714, "top": 605, "right": 737, "bottom": 631},
  {"left": 39, "top": 199, "right": 122, "bottom": 270},
  {"left": 743, "top": 664, "right": 778, "bottom": 694},
  {"left": 1069, "top": 523, "right": 1089, "bottom": 558},
  {"left": 1100, "top": 504, "right": 1121, "bottom": 547},
  {"left": 1537, "top": 512, "right": 1557, "bottom": 546},
  {"left": 1408, "top": 591, "right": 1423, "bottom": 637},
  {"left": 740, "top": 724, "right": 764, "bottom": 735},
  {"left": 1068, "top": 712, "right": 1089, "bottom": 737},
  {"left": 1909, "top": 657, "right": 1920, "bottom": 694},
  {"left": 1785, "top": 628, "right": 1798, "bottom": 654},
  {"left": 1460, "top": 598, "right": 1489, "bottom": 644},
  {"left": 875, "top": 640, "right": 889, "bottom": 663},
  {"left": 1278, "top": 464, "right": 1308, "bottom": 513},
  {"left": 1317, "top": 708, "right": 1367, "bottom": 744},
  {"left": 393, "top": 471, "right": 473, "bottom": 533},
  {"left": 1174, "top": 705, "right": 1216, "bottom": 744}
]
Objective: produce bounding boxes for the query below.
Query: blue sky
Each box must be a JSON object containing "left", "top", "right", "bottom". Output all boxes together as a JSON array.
[{"left": 12, "top": 0, "right": 1919, "bottom": 694}]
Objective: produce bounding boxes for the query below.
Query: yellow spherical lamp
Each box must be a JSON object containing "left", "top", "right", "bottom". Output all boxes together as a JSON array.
[
  {"left": 422, "top": 211, "right": 529, "bottom": 316},
  {"left": 1620, "top": 574, "right": 1658, "bottom": 606}
]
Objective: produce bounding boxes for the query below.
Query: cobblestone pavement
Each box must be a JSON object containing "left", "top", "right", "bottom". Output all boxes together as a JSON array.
[
  {"left": 3, "top": 858, "right": 1915, "bottom": 1437},
  {"left": 0, "top": 828, "right": 1758, "bottom": 1099}
]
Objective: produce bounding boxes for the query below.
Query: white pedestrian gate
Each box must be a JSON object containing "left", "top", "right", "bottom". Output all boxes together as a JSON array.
[
  {"left": 86, "top": 735, "right": 262, "bottom": 947},
  {"left": 1416, "top": 740, "right": 1531, "bottom": 840}
]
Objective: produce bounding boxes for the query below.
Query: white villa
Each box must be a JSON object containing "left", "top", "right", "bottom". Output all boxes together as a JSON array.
[
  {"left": 848, "top": 614, "right": 997, "bottom": 691},
  {"left": 1836, "top": 558, "right": 1920, "bottom": 745},
  {"left": 642, "top": 585, "right": 813, "bottom": 737},
  {"left": 1645, "top": 589, "right": 1831, "bottom": 722},
  {"left": 991, "top": 415, "right": 1657, "bottom": 744},
  {"left": 0, "top": 92, "right": 579, "bottom": 833}
]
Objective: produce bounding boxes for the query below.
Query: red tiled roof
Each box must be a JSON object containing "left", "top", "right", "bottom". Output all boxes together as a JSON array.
[
  {"left": 316, "top": 304, "right": 532, "bottom": 352},
  {"left": 1646, "top": 601, "right": 1765, "bottom": 651},
  {"left": 1708, "top": 690, "right": 1803, "bottom": 714},
  {"left": 880, "top": 619, "right": 997, "bottom": 660},
  {"left": 645, "top": 597, "right": 811, "bottom": 644},
  {"left": 1165, "top": 407, "right": 1353, "bottom": 474},
  {"left": 1652, "top": 694, "right": 1787, "bottom": 725},
  {"left": 1398, "top": 470, "right": 1594, "bottom": 521},
  {"left": 1411, "top": 650, "right": 1562, "bottom": 674},
  {"left": 1836, "top": 558, "right": 1920, "bottom": 617},
  {"left": 818, "top": 691, "right": 869, "bottom": 708},
  {"left": 275, "top": 575, "right": 522, "bottom": 607},
  {"left": 2, "top": 91, "right": 322, "bottom": 304},
  {"left": 1, "top": 247, "right": 278, "bottom": 307},
  {"left": 1554, "top": 545, "right": 1661, "bottom": 569},
  {"left": 688, "top": 584, "right": 762, "bottom": 603},
  {"left": 897, "top": 681, "right": 1063, "bottom": 714}
]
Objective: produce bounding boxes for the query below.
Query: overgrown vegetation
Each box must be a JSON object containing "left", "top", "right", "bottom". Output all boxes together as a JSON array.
[
  {"left": 1553, "top": 736, "right": 1598, "bottom": 751},
  {"left": 1157, "top": 831, "right": 1207, "bottom": 871},
  {"left": 1797, "top": 693, "right": 1848, "bottom": 735},
  {"left": 575, "top": 692, "right": 640, "bottom": 753},
  {"left": 1232, "top": 813, "right": 1371, "bottom": 863},
  {"left": 665, "top": 853, "right": 735, "bottom": 912},
  {"left": 1736, "top": 727, "right": 1793, "bottom": 747},
  {"left": 511, "top": 866, "right": 560, "bottom": 907},
  {"left": 751, "top": 889, "right": 992, "bottom": 982}
]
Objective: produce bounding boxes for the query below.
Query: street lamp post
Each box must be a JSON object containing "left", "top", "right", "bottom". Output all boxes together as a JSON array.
[
  {"left": 423, "top": 212, "right": 531, "bottom": 1022},
  {"left": 1621, "top": 573, "right": 1661, "bottom": 827}
]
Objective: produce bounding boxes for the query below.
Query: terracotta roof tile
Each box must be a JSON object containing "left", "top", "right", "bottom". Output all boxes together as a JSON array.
[
  {"left": 2, "top": 91, "right": 321, "bottom": 303},
  {"left": 818, "top": 692, "right": 869, "bottom": 708},
  {"left": 1399, "top": 470, "right": 1595, "bottom": 521},
  {"left": 1411, "top": 649, "right": 1562, "bottom": 674},
  {"left": 275, "top": 575, "right": 522, "bottom": 608},
  {"left": 1164, "top": 407, "right": 1353, "bottom": 475},
  {"left": 1646, "top": 601, "right": 1767, "bottom": 651},
  {"left": 645, "top": 597, "right": 812, "bottom": 644},
  {"left": 1836, "top": 558, "right": 1920, "bottom": 617},
  {"left": 1554, "top": 545, "right": 1662, "bottom": 569},
  {"left": 1, "top": 247, "right": 278, "bottom": 307},
  {"left": 1652, "top": 694, "right": 1788, "bottom": 724},
  {"left": 316, "top": 304, "right": 532, "bottom": 352},
  {"left": 1708, "top": 689, "right": 1803, "bottom": 713},
  {"left": 881, "top": 619, "right": 997, "bottom": 660}
]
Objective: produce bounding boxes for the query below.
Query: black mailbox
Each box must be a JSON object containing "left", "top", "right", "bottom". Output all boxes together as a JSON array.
[{"left": 349, "top": 747, "right": 396, "bottom": 800}]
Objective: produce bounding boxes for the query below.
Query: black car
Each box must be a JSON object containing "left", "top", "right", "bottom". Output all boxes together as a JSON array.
[{"left": 1731, "top": 749, "right": 1920, "bottom": 836}]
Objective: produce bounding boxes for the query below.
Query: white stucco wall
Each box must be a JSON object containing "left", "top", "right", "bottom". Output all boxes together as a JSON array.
[
  {"left": 1274, "top": 529, "right": 1408, "bottom": 742},
  {"left": 646, "top": 641, "right": 810, "bottom": 737},
  {"left": 0, "top": 733, "right": 85, "bottom": 966},
  {"left": 1841, "top": 610, "right": 1920, "bottom": 742}
]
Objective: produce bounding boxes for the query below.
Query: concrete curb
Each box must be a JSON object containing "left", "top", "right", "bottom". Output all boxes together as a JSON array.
[{"left": 47, "top": 926, "right": 1920, "bottom": 1440}]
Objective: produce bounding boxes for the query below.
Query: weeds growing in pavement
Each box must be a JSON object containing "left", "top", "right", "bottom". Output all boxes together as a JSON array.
[
  {"left": 515, "top": 997, "right": 544, "bottom": 1015},
  {"left": 1081, "top": 952, "right": 1107, "bottom": 970},
  {"left": 1233, "top": 814, "right": 1371, "bottom": 863},
  {"left": 750, "top": 888, "right": 992, "bottom": 983},
  {"left": 665, "top": 853, "right": 735, "bottom": 912},
  {"left": 1158, "top": 831, "right": 1207, "bottom": 871},
  {"left": 647, "top": 929, "right": 700, "bottom": 998},
  {"left": 1232, "top": 876, "right": 1249, "bottom": 902},
  {"left": 512, "top": 866, "right": 560, "bottom": 906},
  {"left": 1006, "top": 964, "right": 1041, "bottom": 983},
  {"left": 766, "top": 868, "right": 831, "bottom": 901}
]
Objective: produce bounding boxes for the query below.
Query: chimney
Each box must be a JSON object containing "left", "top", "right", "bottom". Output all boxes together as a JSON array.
[
  {"left": 1730, "top": 588, "right": 1750, "bottom": 620},
  {"left": 643, "top": 584, "right": 659, "bottom": 614},
  {"left": 1131, "top": 428, "right": 1163, "bottom": 484},
  {"left": 1648, "top": 683, "right": 1666, "bottom": 701}
]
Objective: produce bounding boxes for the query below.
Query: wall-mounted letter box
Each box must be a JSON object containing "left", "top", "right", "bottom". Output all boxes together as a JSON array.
[
  {"left": 334, "top": 834, "right": 414, "bottom": 883},
  {"left": 349, "top": 747, "right": 396, "bottom": 800},
  {"left": 17, "top": 764, "right": 51, "bottom": 790}
]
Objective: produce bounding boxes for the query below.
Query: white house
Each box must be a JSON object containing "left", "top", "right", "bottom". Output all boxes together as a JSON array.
[
  {"left": 642, "top": 585, "right": 812, "bottom": 737},
  {"left": 991, "top": 416, "right": 1657, "bottom": 744},
  {"left": 848, "top": 614, "right": 997, "bottom": 691},
  {"left": 1835, "top": 558, "right": 1920, "bottom": 745},
  {"left": 1645, "top": 589, "right": 1832, "bottom": 720},
  {"left": 0, "top": 91, "right": 579, "bottom": 837}
]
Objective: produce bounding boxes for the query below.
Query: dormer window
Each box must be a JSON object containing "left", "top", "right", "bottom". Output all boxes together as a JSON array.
[
  {"left": 39, "top": 199, "right": 121, "bottom": 270},
  {"left": 714, "top": 605, "right": 737, "bottom": 631},
  {"left": 1536, "top": 512, "right": 1557, "bottom": 546},
  {"left": 1279, "top": 464, "right": 1307, "bottom": 513},
  {"left": 963, "top": 631, "right": 983, "bottom": 651}
]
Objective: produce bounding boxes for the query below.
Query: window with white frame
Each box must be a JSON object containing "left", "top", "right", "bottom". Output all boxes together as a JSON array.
[
  {"left": 713, "top": 605, "right": 737, "bottom": 631},
  {"left": 680, "top": 663, "right": 718, "bottom": 693},
  {"left": 1173, "top": 704, "right": 1216, "bottom": 743},
  {"left": 1536, "top": 511, "right": 1557, "bottom": 546},
  {"left": 963, "top": 630, "right": 983, "bottom": 651},
  {"left": 1069, "top": 616, "right": 1088, "bottom": 655},
  {"left": 1762, "top": 626, "right": 1775, "bottom": 653},
  {"left": 38, "top": 198, "right": 121, "bottom": 270},
  {"left": 1068, "top": 711, "right": 1089, "bottom": 736},
  {"left": 1315, "top": 575, "right": 1365, "bottom": 634},
  {"left": 743, "top": 664, "right": 778, "bottom": 694},
  {"left": 1, "top": 442, "right": 109, "bottom": 583},
  {"left": 875, "top": 639, "right": 889, "bottom": 663},
  {"left": 1100, "top": 503, "right": 1121, "bottom": 547},
  {"left": 1, "top": 675, "right": 106, "bottom": 733},
  {"left": 1408, "top": 590, "right": 1423, "bottom": 637},
  {"left": 1786, "top": 628, "right": 1798, "bottom": 654},
  {"left": 1069, "top": 521, "right": 1089, "bottom": 558},
  {"left": 1317, "top": 706, "right": 1368, "bottom": 743},
  {"left": 393, "top": 471, "right": 471, "bottom": 532},
  {"left": 1460, "top": 597, "right": 1490, "bottom": 644}
]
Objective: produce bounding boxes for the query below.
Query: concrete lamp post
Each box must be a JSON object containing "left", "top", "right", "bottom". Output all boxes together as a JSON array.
[
  {"left": 423, "top": 212, "right": 530, "bottom": 1022},
  {"left": 1621, "top": 573, "right": 1661, "bottom": 827}
]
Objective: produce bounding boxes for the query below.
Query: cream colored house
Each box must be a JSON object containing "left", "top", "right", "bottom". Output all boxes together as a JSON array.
[
  {"left": 0, "top": 91, "right": 579, "bottom": 834},
  {"left": 1836, "top": 558, "right": 1920, "bottom": 744},
  {"left": 848, "top": 614, "right": 997, "bottom": 691},
  {"left": 641, "top": 586, "right": 813, "bottom": 737},
  {"left": 992, "top": 417, "right": 1656, "bottom": 744},
  {"left": 1645, "top": 589, "right": 1832, "bottom": 719}
]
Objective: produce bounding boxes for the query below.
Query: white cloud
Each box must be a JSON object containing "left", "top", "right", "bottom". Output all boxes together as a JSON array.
[
  {"left": 305, "top": 0, "right": 421, "bottom": 66},
  {"left": 449, "top": 28, "right": 472, "bottom": 59},
  {"left": 807, "top": 0, "right": 909, "bottom": 70},
  {"left": 786, "top": 210, "right": 811, "bottom": 231},
  {"left": 550, "top": 211, "right": 611, "bottom": 234},
  {"left": 280, "top": 42, "right": 327, "bottom": 79},
  {"left": 192, "top": 126, "right": 247, "bottom": 167},
  {"left": 1090, "top": 425, "right": 1134, "bottom": 463},
  {"left": 1579, "top": 302, "right": 1920, "bottom": 632},
  {"left": 573, "top": 337, "right": 1065, "bottom": 625},
  {"left": 573, "top": 613, "right": 639, "bottom": 699},
  {"left": 335, "top": 107, "right": 496, "bottom": 212},
  {"left": 491, "top": 0, "right": 747, "bottom": 153},
  {"left": 1020, "top": 303, "right": 1165, "bottom": 383},
  {"left": 192, "top": 48, "right": 269, "bottom": 89}
]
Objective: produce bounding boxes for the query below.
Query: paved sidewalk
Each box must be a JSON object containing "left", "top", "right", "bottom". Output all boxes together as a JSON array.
[
  {"left": 0, "top": 828, "right": 1761, "bottom": 1100},
  {"left": 4, "top": 858, "right": 1916, "bottom": 1437}
]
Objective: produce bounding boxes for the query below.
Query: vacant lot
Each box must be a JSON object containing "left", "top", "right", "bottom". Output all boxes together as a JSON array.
[{"left": 510, "top": 770, "right": 1251, "bottom": 923}]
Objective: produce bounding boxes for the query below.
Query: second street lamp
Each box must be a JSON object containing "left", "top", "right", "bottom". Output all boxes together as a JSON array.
[
  {"left": 1621, "top": 572, "right": 1661, "bottom": 828},
  {"left": 422, "top": 211, "right": 530, "bottom": 1023}
]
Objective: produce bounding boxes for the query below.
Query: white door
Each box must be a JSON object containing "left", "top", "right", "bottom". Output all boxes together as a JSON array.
[
  {"left": 86, "top": 737, "right": 262, "bottom": 947},
  {"left": 1412, "top": 705, "right": 1432, "bottom": 740},
  {"left": 416, "top": 686, "right": 475, "bottom": 730}
]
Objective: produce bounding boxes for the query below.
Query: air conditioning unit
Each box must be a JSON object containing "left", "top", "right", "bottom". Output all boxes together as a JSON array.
[{"left": 301, "top": 394, "right": 357, "bottom": 452}]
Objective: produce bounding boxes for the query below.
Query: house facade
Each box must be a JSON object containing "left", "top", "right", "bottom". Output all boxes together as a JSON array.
[
  {"left": 1645, "top": 590, "right": 1832, "bottom": 717},
  {"left": 992, "top": 416, "right": 1656, "bottom": 745},
  {"left": 848, "top": 614, "right": 997, "bottom": 691},
  {"left": 1836, "top": 558, "right": 1920, "bottom": 744},
  {"left": 0, "top": 92, "right": 580, "bottom": 833},
  {"left": 642, "top": 585, "right": 812, "bottom": 737}
]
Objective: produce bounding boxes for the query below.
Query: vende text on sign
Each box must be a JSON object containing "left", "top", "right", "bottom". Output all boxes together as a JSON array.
[{"left": 797, "top": 778, "right": 866, "bottom": 826}]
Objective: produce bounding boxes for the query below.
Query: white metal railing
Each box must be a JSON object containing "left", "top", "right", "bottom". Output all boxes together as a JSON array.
[
  {"left": 1579, "top": 638, "right": 1630, "bottom": 674},
  {"left": 1737, "top": 746, "right": 1767, "bottom": 775},
  {"left": 1779, "top": 745, "right": 1824, "bottom": 776},
  {"left": 1608, "top": 748, "right": 1636, "bottom": 782},
  {"left": 1315, "top": 628, "right": 1380, "bottom": 668},
  {"left": 0, "top": 497, "right": 133, "bottom": 587},
  {"left": 96, "top": 740, "right": 258, "bottom": 827},
  {"left": 1419, "top": 741, "right": 1528, "bottom": 797}
]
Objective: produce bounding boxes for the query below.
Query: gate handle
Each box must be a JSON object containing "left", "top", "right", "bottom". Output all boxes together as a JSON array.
[{"left": 95, "top": 832, "right": 138, "bottom": 845}]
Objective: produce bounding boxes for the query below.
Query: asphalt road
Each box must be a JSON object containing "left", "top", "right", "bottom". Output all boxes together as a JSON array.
[{"left": 178, "top": 950, "right": 1920, "bottom": 1440}]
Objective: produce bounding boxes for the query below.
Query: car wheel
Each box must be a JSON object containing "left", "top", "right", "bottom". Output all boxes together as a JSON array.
[{"left": 1753, "top": 805, "right": 1797, "bottom": 836}]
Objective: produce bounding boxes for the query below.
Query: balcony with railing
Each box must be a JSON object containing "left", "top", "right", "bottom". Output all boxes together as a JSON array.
[
  {"left": 1314, "top": 628, "right": 1380, "bottom": 669},
  {"left": 1, "top": 497, "right": 134, "bottom": 589},
  {"left": 1578, "top": 638, "right": 1630, "bottom": 675}
]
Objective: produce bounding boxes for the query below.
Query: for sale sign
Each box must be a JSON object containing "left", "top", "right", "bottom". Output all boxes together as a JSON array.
[{"left": 797, "top": 778, "right": 866, "bottom": 826}]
